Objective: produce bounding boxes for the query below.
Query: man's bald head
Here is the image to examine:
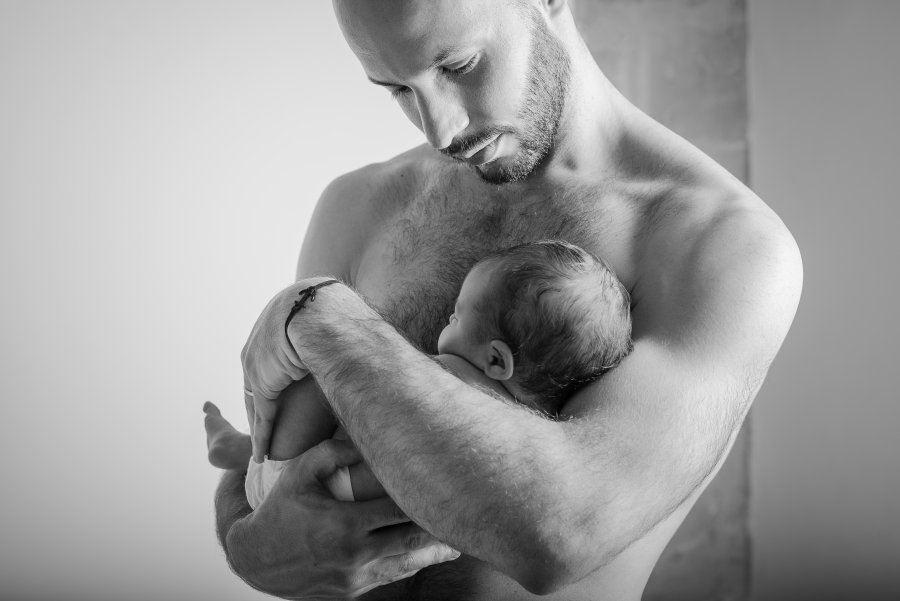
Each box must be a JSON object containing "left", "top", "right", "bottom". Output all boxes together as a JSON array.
[{"left": 331, "top": 0, "right": 571, "bottom": 184}]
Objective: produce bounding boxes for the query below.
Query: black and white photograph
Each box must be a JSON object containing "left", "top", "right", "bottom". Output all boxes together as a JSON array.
[{"left": 1, "top": 1, "right": 897, "bottom": 600}]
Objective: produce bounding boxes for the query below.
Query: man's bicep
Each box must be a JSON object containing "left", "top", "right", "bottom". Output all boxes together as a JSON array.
[
  {"left": 557, "top": 337, "right": 751, "bottom": 560},
  {"left": 566, "top": 338, "right": 742, "bottom": 493},
  {"left": 557, "top": 214, "right": 802, "bottom": 540}
]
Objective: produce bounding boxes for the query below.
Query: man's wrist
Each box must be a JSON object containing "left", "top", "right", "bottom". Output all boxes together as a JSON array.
[
  {"left": 285, "top": 282, "right": 384, "bottom": 371},
  {"left": 280, "top": 277, "right": 344, "bottom": 363},
  {"left": 283, "top": 278, "right": 342, "bottom": 339}
]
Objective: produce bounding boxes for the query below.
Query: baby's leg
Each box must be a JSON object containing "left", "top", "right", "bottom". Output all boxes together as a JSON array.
[
  {"left": 203, "top": 401, "right": 252, "bottom": 469},
  {"left": 207, "top": 376, "right": 388, "bottom": 501},
  {"left": 268, "top": 376, "right": 339, "bottom": 460},
  {"left": 263, "top": 379, "right": 388, "bottom": 499},
  {"left": 203, "top": 375, "right": 336, "bottom": 469}
]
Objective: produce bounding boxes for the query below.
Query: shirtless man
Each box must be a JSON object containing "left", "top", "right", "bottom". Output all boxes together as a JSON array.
[{"left": 217, "top": 1, "right": 803, "bottom": 598}]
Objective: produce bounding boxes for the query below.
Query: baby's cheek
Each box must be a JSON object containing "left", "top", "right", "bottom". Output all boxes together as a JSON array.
[{"left": 437, "top": 325, "right": 452, "bottom": 353}]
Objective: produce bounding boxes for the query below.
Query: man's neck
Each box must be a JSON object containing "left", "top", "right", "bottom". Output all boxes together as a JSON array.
[{"left": 507, "top": 34, "right": 631, "bottom": 192}]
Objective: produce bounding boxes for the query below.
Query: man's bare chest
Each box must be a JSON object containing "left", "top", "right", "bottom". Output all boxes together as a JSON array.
[{"left": 354, "top": 183, "right": 630, "bottom": 353}]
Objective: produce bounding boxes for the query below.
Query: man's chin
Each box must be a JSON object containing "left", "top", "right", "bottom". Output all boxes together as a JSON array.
[{"left": 474, "top": 153, "right": 541, "bottom": 185}]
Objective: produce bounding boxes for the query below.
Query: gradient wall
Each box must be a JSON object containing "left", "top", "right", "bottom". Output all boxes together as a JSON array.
[
  {"left": 747, "top": 1, "right": 900, "bottom": 599},
  {"left": 1, "top": 2, "right": 897, "bottom": 600},
  {"left": 0, "top": 3, "right": 419, "bottom": 600}
]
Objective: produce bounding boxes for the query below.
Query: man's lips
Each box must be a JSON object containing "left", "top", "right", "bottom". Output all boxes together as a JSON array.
[{"left": 453, "top": 134, "right": 501, "bottom": 165}]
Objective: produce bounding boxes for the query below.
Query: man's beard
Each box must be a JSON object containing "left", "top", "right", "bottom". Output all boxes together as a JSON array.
[{"left": 477, "top": 12, "right": 571, "bottom": 185}]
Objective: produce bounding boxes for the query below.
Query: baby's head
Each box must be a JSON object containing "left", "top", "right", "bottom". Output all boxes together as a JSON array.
[{"left": 437, "top": 240, "right": 633, "bottom": 414}]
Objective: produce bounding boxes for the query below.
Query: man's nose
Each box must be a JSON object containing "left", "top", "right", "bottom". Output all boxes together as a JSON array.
[{"left": 415, "top": 92, "right": 468, "bottom": 151}]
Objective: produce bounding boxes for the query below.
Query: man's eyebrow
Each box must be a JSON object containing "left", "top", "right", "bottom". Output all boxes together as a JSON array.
[{"left": 366, "top": 46, "right": 469, "bottom": 87}]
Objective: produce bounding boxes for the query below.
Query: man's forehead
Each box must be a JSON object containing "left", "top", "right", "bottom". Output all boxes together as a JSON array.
[
  {"left": 333, "top": 0, "right": 500, "bottom": 74},
  {"left": 333, "top": 0, "right": 482, "bottom": 32}
]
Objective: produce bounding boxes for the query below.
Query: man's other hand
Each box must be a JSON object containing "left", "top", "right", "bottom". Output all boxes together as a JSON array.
[
  {"left": 226, "top": 438, "right": 461, "bottom": 599},
  {"left": 242, "top": 277, "right": 334, "bottom": 461}
]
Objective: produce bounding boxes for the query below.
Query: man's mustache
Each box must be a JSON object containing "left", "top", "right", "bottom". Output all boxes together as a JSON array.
[{"left": 441, "top": 126, "right": 512, "bottom": 159}]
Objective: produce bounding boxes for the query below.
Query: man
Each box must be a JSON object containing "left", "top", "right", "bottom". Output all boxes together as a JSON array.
[{"left": 217, "top": 0, "right": 802, "bottom": 598}]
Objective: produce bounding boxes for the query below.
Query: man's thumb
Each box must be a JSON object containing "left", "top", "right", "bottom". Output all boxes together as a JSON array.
[{"left": 291, "top": 438, "right": 362, "bottom": 487}]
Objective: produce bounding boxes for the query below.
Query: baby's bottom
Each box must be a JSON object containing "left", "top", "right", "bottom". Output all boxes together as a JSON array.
[
  {"left": 203, "top": 401, "right": 384, "bottom": 505},
  {"left": 245, "top": 426, "right": 385, "bottom": 509}
]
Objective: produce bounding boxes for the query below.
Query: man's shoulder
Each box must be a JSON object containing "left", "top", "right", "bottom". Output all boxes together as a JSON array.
[
  {"left": 639, "top": 173, "right": 798, "bottom": 282},
  {"left": 322, "top": 144, "right": 446, "bottom": 216},
  {"left": 608, "top": 115, "right": 801, "bottom": 318},
  {"left": 297, "top": 145, "right": 447, "bottom": 280},
  {"left": 632, "top": 180, "right": 802, "bottom": 365},
  {"left": 621, "top": 130, "right": 795, "bottom": 280}
]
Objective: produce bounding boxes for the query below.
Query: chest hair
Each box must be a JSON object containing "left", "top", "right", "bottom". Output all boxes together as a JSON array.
[{"left": 358, "top": 176, "right": 622, "bottom": 354}]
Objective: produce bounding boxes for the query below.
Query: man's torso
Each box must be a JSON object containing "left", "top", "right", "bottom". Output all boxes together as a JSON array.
[{"left": 313, "top": 112, "right": 762, "bottom": 600}]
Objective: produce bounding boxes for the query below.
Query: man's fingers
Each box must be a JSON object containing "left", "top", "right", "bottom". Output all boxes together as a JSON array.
[
  {"left": 365, "top": 544, "right": 461, "bottom": 589},
  {"left": 243, "top": 371, "right": 255, "bottom": 432},
  {"left": 311, "top": 438, "right": 362, "bottom": 480},
  {"left": 251, "top": 397, "right": 278, "bottom": 463},
  {"left": 367, "top": 523, "right": 453, "bottom": 558},
  {"left": 354, "top": 496, "right": 412, "bottom": 531},
  {"left": 279, "top": 438, "right": 362, "bottom": 490}
]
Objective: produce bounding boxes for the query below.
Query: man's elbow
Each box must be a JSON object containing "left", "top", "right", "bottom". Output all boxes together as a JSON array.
[
  {"left": 510, "top": 548, "right": 594, "bottom": 595},
  {"left": 512, "top": 557, "right": 577, "bottom": 596},
  {"left": 508, "top": 528, "right": 617, "bottom": 595}
]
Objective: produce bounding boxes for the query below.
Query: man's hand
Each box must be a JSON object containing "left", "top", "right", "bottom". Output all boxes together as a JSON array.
[
  {"left": 226, "top": 438, "right": 461, "bottom": 599},
  {"left": 242, "top": 276, "right": 334, "bottom": 461}
]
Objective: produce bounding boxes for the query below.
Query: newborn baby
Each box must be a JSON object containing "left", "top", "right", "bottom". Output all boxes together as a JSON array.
[{"left": 204, "top": 240, "right": 633, "bottom": 506}]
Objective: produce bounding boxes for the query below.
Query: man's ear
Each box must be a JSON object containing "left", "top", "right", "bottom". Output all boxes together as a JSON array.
[
  {"left": 537, "top": 0, "right": 567, "bottom": 18},
  {"left": 484, "top": 340, "right": 515, "bottom": 381}
]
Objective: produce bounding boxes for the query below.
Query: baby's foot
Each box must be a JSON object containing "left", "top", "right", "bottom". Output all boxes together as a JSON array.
[{"left": 203, "top": 401, "right": 252, "bottom": 469}]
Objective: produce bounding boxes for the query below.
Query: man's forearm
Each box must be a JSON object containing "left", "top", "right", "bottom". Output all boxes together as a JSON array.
[{"left": 289, "top": 284, "right": 585, "bottom": 591}]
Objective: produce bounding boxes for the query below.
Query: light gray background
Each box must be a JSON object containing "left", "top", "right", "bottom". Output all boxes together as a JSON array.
[
  {"left": 0, "top": 2, "right": 897, "bottom": 600},
  {"left": 748, "top": 2, "right": 900, "bottom": 599}
]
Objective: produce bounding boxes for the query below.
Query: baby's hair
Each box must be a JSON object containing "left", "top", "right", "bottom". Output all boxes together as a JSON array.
[{"left": 473, "top": 240, "right": 633, "bottom": 412}]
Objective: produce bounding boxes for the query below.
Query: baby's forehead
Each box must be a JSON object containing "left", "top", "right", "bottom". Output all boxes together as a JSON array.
[
  {"left": 462, "top": 260, "right": 497, "bottom": 289},
  {"left": 461, "top": 262, "right": 504, "bottom": 303}
]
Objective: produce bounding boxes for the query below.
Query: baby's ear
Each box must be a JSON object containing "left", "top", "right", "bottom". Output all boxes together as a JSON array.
[{"left": 484, "top": 340, "right": 515, "bottom": 381}]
